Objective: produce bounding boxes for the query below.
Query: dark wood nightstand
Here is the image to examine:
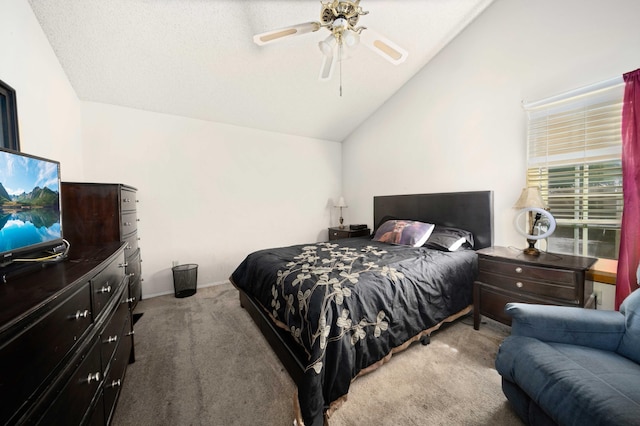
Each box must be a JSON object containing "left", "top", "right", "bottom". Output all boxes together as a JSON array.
[
  {"left": 328, "top": 226, "right": 370, "bottom": 241},
  {"left": 473, "top": 246, "right": 597, "bottom": 330}
]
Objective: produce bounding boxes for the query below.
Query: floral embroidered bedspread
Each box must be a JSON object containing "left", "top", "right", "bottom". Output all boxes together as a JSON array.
[{"left": 231, "top": 237, "right": 477, "bottom": 426}]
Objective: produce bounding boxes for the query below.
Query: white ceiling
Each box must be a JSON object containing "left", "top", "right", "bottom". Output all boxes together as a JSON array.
[{"left": 28, "top": 0, "right": 493, "bottom": 142}]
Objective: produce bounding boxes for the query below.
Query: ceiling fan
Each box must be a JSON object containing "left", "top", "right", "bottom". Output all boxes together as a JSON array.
[{"left": 253, "top": 0, "right": 408, "bottom": 85}]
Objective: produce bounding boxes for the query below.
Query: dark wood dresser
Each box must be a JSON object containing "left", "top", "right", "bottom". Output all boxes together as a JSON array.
[
  {"left": 62, "top": 183, "right": 142, "bottom": 310},
  {"left": 328, "top": 226, "right": 370, "bottom": 241},
  {"left": 0, "top": 242, "right": 134, "bottom": 425},
  {"left": 473, "top": 246, "right": 597, "bottom": 329}
]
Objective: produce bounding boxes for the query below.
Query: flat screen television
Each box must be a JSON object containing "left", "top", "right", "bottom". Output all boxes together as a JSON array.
[{"left": 0, "top": 148, "right": 63, "bottom": 266}]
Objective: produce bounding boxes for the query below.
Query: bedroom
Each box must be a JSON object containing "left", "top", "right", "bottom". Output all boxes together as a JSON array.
[{"left": 0, "top": 0, "right": 638, "bottom": 424}]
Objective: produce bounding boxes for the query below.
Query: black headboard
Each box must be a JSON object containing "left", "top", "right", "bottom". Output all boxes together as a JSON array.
[{"left": 373, "top": 191, "right": 494, "bottom": 249}]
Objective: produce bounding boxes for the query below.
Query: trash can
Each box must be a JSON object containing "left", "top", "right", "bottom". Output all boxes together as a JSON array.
[{"left": 172, "top": 264, "right": 198, "bottom": 298}]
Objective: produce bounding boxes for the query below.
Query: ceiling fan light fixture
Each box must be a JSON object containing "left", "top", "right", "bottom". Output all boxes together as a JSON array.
[
  {"left": 343, "top": 30, "right": 360, "bottom": 47},
  {"left": 319, "top": 35, "right": 336, "bottom": 57}
]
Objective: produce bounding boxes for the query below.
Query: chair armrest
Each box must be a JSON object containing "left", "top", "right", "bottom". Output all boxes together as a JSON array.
[{"left": 505, "top": 303, "right": 625, "bottom": 351}]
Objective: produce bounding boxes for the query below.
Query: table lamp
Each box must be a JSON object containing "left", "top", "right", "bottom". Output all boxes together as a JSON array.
[{"left": 335, "top": 196, "right": 348, "bottom": 229}]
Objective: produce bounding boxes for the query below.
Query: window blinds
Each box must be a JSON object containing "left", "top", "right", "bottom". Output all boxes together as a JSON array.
[{"left": 524, "top": 80, "right": 624, "bottom": 228}]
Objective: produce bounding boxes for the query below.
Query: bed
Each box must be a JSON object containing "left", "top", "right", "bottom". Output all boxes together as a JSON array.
[{"left": 230, "top": 191, "right": 494, "bottom": 426}]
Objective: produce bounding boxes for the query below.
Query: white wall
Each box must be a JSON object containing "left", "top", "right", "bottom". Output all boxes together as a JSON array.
[
  {"left": 81, "top": 102, "right": 342, "bottom": 297},
  {"left": 342, "top": 0, "right": 640, "bottom": 252},
  {"left": 2, "top": 2, "right": 341, "bottom": 299},
  {"left": 0, "top": 2, "right": 83, "bottom": 178}
]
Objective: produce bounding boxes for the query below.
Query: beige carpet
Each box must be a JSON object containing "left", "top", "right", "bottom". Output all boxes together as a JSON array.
[{"left": 111, "top": 284, "right": 523, "bottom": 426}]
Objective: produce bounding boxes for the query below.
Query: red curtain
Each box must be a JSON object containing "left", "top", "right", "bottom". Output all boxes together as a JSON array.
[{"left": 616, "top": 68, "right": 640, "bottom": 309}]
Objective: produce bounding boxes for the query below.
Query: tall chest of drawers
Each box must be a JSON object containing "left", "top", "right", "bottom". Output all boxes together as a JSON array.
[
  {"left": 0, "top": 242, "right": 134, "bottom": 425},
  {"left": 473, "top": 246, "right": 597, "bottom": 329},
  {"left": 62, "top": 183, "right": 143, "bottom": 310}
]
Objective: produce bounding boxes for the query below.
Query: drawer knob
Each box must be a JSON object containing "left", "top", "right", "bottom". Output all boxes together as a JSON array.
[
  {"left": 74, "top": 309, "right": 90, "bottom": 320},
  {"left": 105, "top": 335, "right": 118, "bottom": 344},
  {"left": 124, "top": 222, "right": 132, "bottom": 226},
  {"left": 99, "top": 285, "right": 112, "bottom": 294},
  {"left": 123, "top": 198, "right": 131, "bottom": 203},
  {"left": 516, "top": 281, "right": 523, "bottom": 288},
  {"left": 128, "top": 272, "right": 136, "bottom": 278},
  {"left": 126, "top": 330, "right": 135, "bottom": 337},
  {"left": 87, "top": 372, "right": 101, "bottom": 384},
  {"left": 125, "top": 297, "right": 136, "bottom": 304},
  {"left": 515, "top": 267, "right": 523, "bottom": 273},
  {"left": 110, "top": 379, "right": 122, "bottom": 388},
  {"left": 119, "top": 262, "right": 129, "bottom": 268}
]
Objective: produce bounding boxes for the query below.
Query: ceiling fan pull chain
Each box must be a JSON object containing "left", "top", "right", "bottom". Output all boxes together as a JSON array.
[{"left": 339, "top": 41, "right": 343, "bottom": 97}]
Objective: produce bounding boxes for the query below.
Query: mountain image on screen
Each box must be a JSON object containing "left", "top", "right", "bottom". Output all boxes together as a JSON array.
[{"left": 0, "top": 184, "right": 59, "bottom": 206}]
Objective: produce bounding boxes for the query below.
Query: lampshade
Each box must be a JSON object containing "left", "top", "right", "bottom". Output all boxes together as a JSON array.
[
  {"left": 343, "top": 30, "right": 360, "bottom": 48},
  {"left": 513, "top": 187, "right": 546, "bottom": 209},
  {"left": 319, "top": 35, "right": 336, "bottom": 57},
  {"left": 335, "top": 196, "right": 347, "bottom": 208}
]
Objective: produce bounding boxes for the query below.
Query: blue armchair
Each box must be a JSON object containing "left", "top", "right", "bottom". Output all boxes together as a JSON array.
[{"left": 495, "top": 288, "right": 640, "bottom": 425}]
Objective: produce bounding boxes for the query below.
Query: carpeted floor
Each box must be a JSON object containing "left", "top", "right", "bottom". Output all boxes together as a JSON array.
[{"left": 111, "top": 284, "right": 523, "bottom": 426}]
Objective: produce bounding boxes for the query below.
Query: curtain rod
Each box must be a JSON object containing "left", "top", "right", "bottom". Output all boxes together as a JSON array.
[{"left": 522, "top": 75, "right": 624, "bottom": 110}]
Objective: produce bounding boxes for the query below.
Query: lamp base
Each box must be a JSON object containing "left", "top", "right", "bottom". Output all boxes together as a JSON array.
[
  {"left": 339, "top": 216, "right": 345, "bottom": 229},
  {"left": 523, "top": 239, "right": 540, "bottom": 256}
]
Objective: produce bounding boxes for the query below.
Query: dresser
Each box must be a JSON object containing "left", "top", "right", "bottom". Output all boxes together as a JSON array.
[
  {"left": 473, "top": 246, "right": 597, "bottom": 329},
  {"left": 62, "top": 183, "right": 143, "bottom": 310},
  {"left": 328, "top": 226, "right": 370, "bottom": 241},
  {"left": 0, "top": 242, "right": 134, "bottom": 425}
]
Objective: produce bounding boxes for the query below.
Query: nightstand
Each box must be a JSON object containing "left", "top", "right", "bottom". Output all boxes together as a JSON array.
[
  {"left": 328, "top": 227, "right": 370, "bottom": 241},
  {"left": 473, "top": 246, "right": 597, "bottom": 330}
]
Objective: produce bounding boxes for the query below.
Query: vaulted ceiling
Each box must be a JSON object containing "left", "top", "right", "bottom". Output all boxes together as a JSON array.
[{"left": 29, "top": 0, "right": 494, "bottom": 142}]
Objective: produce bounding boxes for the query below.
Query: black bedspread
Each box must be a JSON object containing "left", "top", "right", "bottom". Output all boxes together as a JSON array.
[{"left": 231, "top": 237, "right": 477, "bottom": 426}]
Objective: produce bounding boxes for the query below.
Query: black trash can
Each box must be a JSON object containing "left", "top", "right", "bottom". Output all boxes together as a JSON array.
[{"left": 172, "top": 264, "right": 198, "bottom": 298}]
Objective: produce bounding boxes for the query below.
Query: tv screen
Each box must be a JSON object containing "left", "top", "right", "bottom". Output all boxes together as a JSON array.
[{"left": 0, "top": 148, "right": 63, "bottom": 265}]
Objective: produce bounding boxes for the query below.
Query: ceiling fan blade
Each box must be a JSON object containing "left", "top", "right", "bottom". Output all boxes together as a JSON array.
[
  {"left": 319, "top": 54, "right": 336, "bottom": 81},
  {"left": 253, "top": 21, "right": 321, "bottom": 46},
  {"left": 360, "top": 28, "right": 408, "bottom": 65}
]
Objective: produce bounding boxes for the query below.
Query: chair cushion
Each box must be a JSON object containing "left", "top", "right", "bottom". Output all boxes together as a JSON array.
[
  {"left": 618, "top": 288, "right": 640, "bottom": 364},
  {"left": 506, "top": 303, "right": 625, "bottom": 351},
  {"left": 496, "top": 335, "right": 640, "bottom": 426}
]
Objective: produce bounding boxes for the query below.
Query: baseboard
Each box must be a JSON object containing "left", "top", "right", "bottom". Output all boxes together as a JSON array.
[{"left": 142, "top": 280, "right": 229, "bottom": 300}]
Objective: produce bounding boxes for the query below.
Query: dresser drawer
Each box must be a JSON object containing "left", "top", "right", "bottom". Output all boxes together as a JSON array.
[
  {"left": 100, "top": 285, "right": 130, "bottom": 371},
  {"left": 86, "top": 393, "right": 106, "bottom": 426},
  {"left": 478, "top": 271, "right": 579, "bottom": 304},
  {"left": 126, "top": 249, "right": 142, "bottom": 308},
  {"left": 103, "top": 316, "right": 132, "bottom": 423},
  {"left": 479, "top": 258, "right": 577, "bottom": 286},
  {"left": 120, "top": 188, "right": 137, "bottom": 212},
  {"left": 38, "top": 336, "right": 103, "bottom": 426},
  {"left": 91, "top": 251, "right": 126, "bottom": 320},
  {"left": 0, "top": 283, "right": 92, "bottom": 424},
  {"left": 120, "top": 210, "right": 137, "bottom": 238},
  {"left": 123, "top": 231, "right": 139, "bottom": 256},
  {"left": 475, "top": 283, "right": 561, "bottom": 325}
]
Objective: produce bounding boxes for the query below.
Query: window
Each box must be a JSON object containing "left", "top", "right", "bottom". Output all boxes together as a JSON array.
[
  {"left": 0, "top": 79, "right": 20, "bottom": 151},
  {"left": 524, "top": 79, "right": 624, "bottom": 259}
]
